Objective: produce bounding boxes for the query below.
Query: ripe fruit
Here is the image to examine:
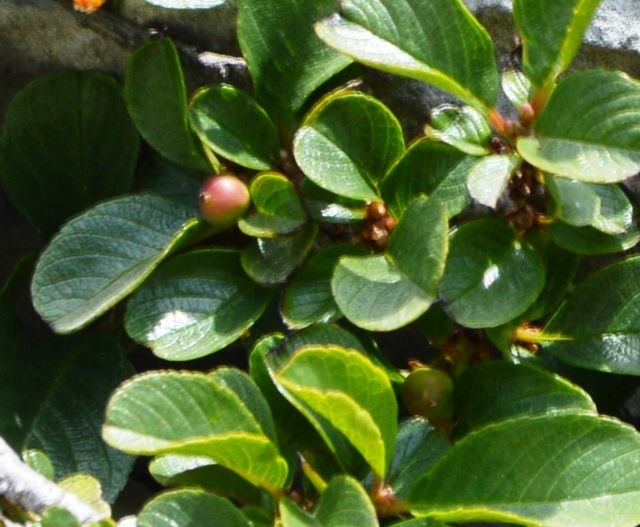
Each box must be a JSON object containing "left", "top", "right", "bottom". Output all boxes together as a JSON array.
[
  {"left": 199, "top": 173, "right": 250, "bottom": 229},
  {"left": 401, "top": 367, "right": 454, "bottom": 424}
]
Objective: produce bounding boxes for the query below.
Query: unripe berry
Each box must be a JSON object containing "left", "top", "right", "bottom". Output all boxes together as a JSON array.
[
  {"left": 199, "top": 173, "right": 250, "bottom": 228},
  {"left": 401, "top": 367, "right": 454, "bottom": 424}
]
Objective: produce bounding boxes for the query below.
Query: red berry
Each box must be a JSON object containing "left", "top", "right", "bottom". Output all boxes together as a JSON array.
[
  {"left": 401, "top": 367, "right": 454, "bottom": 424},
  {"left": 199, "top": 173, "right": 250, "bottom": 228}
]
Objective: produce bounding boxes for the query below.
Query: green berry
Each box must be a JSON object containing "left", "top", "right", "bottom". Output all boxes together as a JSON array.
[
  {"left": 199, "top": 173, "right": 250, "bottom": 228},
  {"left": 401, "top": 367, "right": 454, "bottom": 423}
]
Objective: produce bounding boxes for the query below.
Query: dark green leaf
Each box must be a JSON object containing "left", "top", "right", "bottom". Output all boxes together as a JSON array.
[
  {"left": 426, "top": 105, "right": 491, "bottom": 156},
  {"left": 282, "top": 244, "right": 367, "bottom": 329},
  {"left": 238, "top": 172, "right": 307, "bottom": 238},
  {"left": 549, "top": 222, "right": 640, "bottom": 255},
  {"left": 241, "top": 224, "right": 318, "bottom": 286},
  {"left": 543, "top": 256, "right": 640, "bottom": 374},
  {"left": 125, "top": 38, "right": 208, "bottom": 171},
  {"left": 517, "top": 70, "right": 640, "bottom": 182},
  {"left": 237, "top": 0, "right": 352, "bottom": 121},
  {"left": 32, "top": 194, "right": 206, "bottom": 334},
  {"left": 381, "top": 141, "right": 475, "bottom": 219},
  {"left": 189, "top": 85, "right": 279, "bottom": 170},
  {"left": 440, "top": 219, "right": 545, "bottom": 328},
  {"left": 454, "top": 361, "right": 596, "bottom": 436},
  {"left": 125, "top": 249, "right": 271, "bottom": 361},
  {"left": 513, "top": 0, "right": 601, "bottom": 88},
  {"left": 316, "top": 0, "right": 499, "bottom": 112},
  {"left": 0, "top": 72, "right": 139, "bottom": 233},
  {"left": 300, "top": 179, "right": 367, "bottom": 223},
  {"left": 294, "top": 91, "right": 404, "bottom": 201},
  {"left": 411, "top": 414, "right": 640, "bottom": 527},
  {"left": 137, "top": 489, "right": 250, "bottom": 527}
]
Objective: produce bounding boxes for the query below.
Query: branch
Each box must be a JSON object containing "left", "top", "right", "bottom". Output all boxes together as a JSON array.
[{"left": 0, "top": 436, "right": 106, "bottom": 525}]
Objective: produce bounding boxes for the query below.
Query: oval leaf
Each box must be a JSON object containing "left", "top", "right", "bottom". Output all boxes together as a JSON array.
[
  {"left": 103, "top": 371, "right": 288, "bottom": 494},
  {"left": 125, "top": 249, "right": 271, "bottom": 361},
  {"left": 411, "top": 414, "right": 640, "bottom": 527},
  {"left": 549, "top": 222, "right": 640, "bottom": 255},
  {"left": 517, "top": 70, "right": 640, "bottom": 182},
  {"left": 32, "top": 194, "right": 205, "bottom": 334},
  {"left": 440, "top": 219, "right": 545, "bottom": 328},
  {"left": 501, "top": 69, "right": 534, "bottom": 109},
  {"left": 268, "top": 345, "right": 397, "bottom": 477},
  {"left": 125, "top": 38, "right": 208, "bottom": 171},
  {"left": 426, "top": 104, "right": 491, "bottom": 156},
  {"left": 0, "top": 72, "right": 139, "bottom": 233},
  {"left": 189, "top": 85, "right": 279, "bottom": 170},
  {"left": 143, "top": 0, "right": 228, "bottom": 8},
  {"left": 294, "top": 91, "right": 404, "bottom": 201},
  {"left": 466, "top": 155, "right": 521, "bottom": 208},
  {"left": 315, "top": 0, "right": 499, "bottom": 112},
  {"left": 542, "top": 256, "right": 640, "bottom": 374}
]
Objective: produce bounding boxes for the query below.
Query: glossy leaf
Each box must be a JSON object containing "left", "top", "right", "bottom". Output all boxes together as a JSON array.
[
  {"left": 189, "top": 85, "right": 279, "bottom": 170},
  {"left": 0, "top": 324, "right": 134, "bottom": 502},
  {"left": 32, "top": 194, "right": 206, "bottom": 334},
  {"left": 546, "top": 176, "right": 633, "bottom": 234},
  {"left": 242, "top": 224, "right": 318, "bottom": 286},
  {"left": 455, "top": 362, "right": 596, "bottom": 436},
  {"left": 125, "top": 38, "right": 208, "bottom": 171},
  {"left": 332, "top": 255, "right": 434, "bottom": 332},
  {"left": 103, "top": 371, "right": 288, "bottom": 494},
  {"left": 549, "top": 222, "right": 640, "bottom": 255},
  {"left": 237, "top": 0, "right": 352, "bottom": 121},
  {"left": 268, "top": 345, "right": 397, "bottom": 477},
  {"left": 238, "top": 173, "right": 307, "bottom": 238},
  {"left": 294, "top": 91, "right": 404, "bottom": 201},
  {"left": 386, "top": 197, "right": 448, "bottom": 295},
  {"left": 143, "top": 0, "right": 229, "bottom": 9},
  {"left": 517, "top": 70, "right": 640, "bottom": 182},
  {"left": 466, "top": 155, "right": 521, "bottom": 208},
  {"left": 282, "top": 244, "right": 367, "bottom": 329},
  {"left": 513, "top": 0, "right": 601, "bottom": 88},
  {"left": 125, "top": 249, "right": 271, "bottom": 361},
  {"left": 0, "top": 72, "right": 139, "bottom": 233},
  {"left": 426, "top": 104, "right": 491, "bottom": 156},
  {"left": 542, "top": 256, "right": 640, "bottom": 374},
  {"left": 411, "top": 414, "right": 640, "bottom": 527},
  {"left": 315, "top": 0, "right": 499, "bottom": 112},
  {"left": 137, "top": 489, "right": 250, "bottom": 527},
  {"left": 501, "top": 69, "right": 534, "bottom": 109},
  {"left": 381, "top": 141, "right": 474, "bottom": 218},
  {"left": 301, "top": 179, "right": 367, "bottom": 223},
  {"left": 440, "top": 219, "right": 545, "bottom": 328}
]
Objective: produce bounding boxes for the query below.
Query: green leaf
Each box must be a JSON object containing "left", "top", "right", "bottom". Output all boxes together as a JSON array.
[
  {"left": 237, "top": 0, "right": 352, "bottom": 121},
  {"left": 125, "top": 249, "right": 271, "bottom": 361},
  {"left": 386, "top": 197, "right": 448, "bottom": 294},
  {"left": 300, "top": 179, "right": 367, "bottom": 223},
  {"left": 466, "top": 155, "right": 521, "bottom": 208},
  {"left": 332, "top": 255, "right": 434, "bottom": 332},
  {"left": 282, "top": 244, "right": 367, "bottom": 329},
  {"left": 0, "top": 72, "right": 139, "bottom": 233},
  {"left": 517, "top": 70, "right": 640, "bottom": 182},
  {"left": 268, "top": 345, "right": 397, "bottom": 477},
  {"left": 549, "top": 222, "right": 640, "bottom": 255},
  {"left": 381, "top": 141, "right": 474, "bottom": 219},
  {"left": 23, "top": 449, "right": 55, "bottom": 480},
  {"left": 425, "top": 105, "right": 491, "bottom": 156},
  {"left": 41, "top": 507, "right": 80, "bottom": 527},
  {"left": 315, "top": 0, "right": 499, "bottom": 113},
  {"left": 440, "top": 219, "right": 545, "bottom": 328},
  {"left": 501, "top": 69, "right": 534, "bottom": 109},
  {"left": 0, "top": 326, "right": 134, "bottom": 502},
  {"left": 546, "top": 176, "right": 633, "bottom": 234},
  {"left": 189, "top": 85, "right": 279, "bottom": 171},
  {"left": 280, "top": 476, "right": 377, "bottom": 527},
  {"left": 513, "top": 0, "right": 601, "bottom": 88},
  {"left": 542, "top": 256, "right": 640, "bottom": 374},
  {"left": 241, "top": 224, "right": 318, "bottom": 286},
  {"left": 238, "top": 173, "right": 307, "bottom": 238},
  {"left": 58, "top": 474, "right": 110, "bottom": 518},
  {"left": 125, "top": 38, "right": 208, "bottom": 171},
  {"left": 294, "top": 91, "right": 404, "bottom": 201},
  {"left": 143, "top": 0, "right": 228, "bottom": 8},
  {"left": 384, "top": 419, "right": 449, "bottom": 501},
  {"left": 138, "top": 489, "right": 250, "bottom": 527},
  {"left": 149, "top": 455, "right": 263, "bottom": 505},
  {"left": 32, "top": 194, "right": 206, "bottom": 334},
  {"left": 103, "top": 371, "right": 288, "bottom": 494},
  {"left": 454, "top": 361, "right": 596, "bottom": 436},
  {"left": 411, "top": 414, "right": 640, "bottom": 527}
]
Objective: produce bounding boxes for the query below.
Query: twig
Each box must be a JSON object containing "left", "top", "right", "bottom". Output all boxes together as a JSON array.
[{"left": 0, "top": 436, "right": 105, "bottom": 525}]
